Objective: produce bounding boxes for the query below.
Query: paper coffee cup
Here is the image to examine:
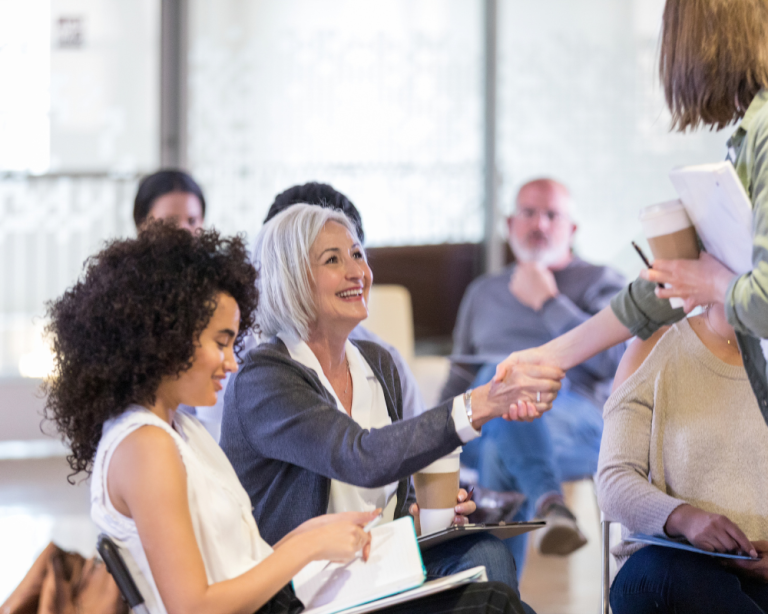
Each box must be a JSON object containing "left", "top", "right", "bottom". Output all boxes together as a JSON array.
[
  {"left": 639, "top": 200, "right": 699, "bottom": 309},
  {"left": 414, "top": 448, "right": 461, "bottom": 535}
]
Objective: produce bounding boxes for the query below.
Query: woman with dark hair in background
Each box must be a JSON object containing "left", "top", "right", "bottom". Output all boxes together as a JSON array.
[
  {"left": 133, "top": 169, "right": 206, "bottom": 232},
  {"left": 44, "top": 223, "right": 527, "bottom": 614}
]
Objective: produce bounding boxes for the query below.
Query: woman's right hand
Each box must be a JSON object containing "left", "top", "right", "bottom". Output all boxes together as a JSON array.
[
  {"left": 301, "top": 516, "right": 373, "bottom": 563},
  {"left": 664, "top": 504, "right": 757, "bottom": 558},
  {"left": 471, "top": 361, "right": 564, "bottom": 426}
]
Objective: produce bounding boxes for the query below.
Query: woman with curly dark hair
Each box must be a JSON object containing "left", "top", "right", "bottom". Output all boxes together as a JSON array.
[{"left": 44, "top": 223, "right": 380, "bottom": 614}]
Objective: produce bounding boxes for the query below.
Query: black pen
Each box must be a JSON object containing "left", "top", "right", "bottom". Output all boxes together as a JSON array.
[{"left": 631, "top": 241, "right": 664, "bottom": 288}]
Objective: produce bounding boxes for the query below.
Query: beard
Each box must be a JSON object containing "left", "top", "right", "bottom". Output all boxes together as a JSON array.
[{"left": 509, "top": 233, "right": 570, "bottom": 267}]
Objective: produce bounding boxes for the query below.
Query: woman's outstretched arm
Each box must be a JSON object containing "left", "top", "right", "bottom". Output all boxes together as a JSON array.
[
  {"left": 492, "top": 306, "right": 632, "bottom": 420},
  {"left": 108, "top": 425, "right": 373, "bottom": 614}
]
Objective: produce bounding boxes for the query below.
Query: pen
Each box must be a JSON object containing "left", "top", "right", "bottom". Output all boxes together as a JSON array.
[
  {"left": 320, "top": 513, "right": 383, "bottom": 572},
  {"left": 631, "top": 241, "right": 664, "bottom": 288},
  {"left": 363, "top": 512, "right": 384, "bottom": 533},
  {"left": 466, "top": 486, "right": 474, "bottom": 502}
]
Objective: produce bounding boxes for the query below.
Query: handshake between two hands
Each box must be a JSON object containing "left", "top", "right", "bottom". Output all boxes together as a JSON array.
[{"left": 482, "top": 349, "right": 566, "bottom": 423}]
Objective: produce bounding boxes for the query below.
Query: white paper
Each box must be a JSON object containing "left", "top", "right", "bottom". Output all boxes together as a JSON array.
[
  {"left": 669, "top": 162, "right": 753, "bottom": 275},
  {"left": 669, "top": 162, "right": 768, "bottom": 362},
  {"left": 329, "top": 566, "right": 488, "bottom": 614},
  {"left": 294, "top": 517, "right": 425, "bottom": 614}
]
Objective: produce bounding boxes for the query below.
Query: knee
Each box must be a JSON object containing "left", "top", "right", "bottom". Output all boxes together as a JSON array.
[{"left": 463, "top": 534, "right": 519, "bottom": 589}]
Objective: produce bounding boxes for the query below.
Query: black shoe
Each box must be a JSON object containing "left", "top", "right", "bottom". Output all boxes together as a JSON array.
[
  {"left": 464, "top": 484, "right": 526, "bottom": 525},
  {"left": 533, "top": 501, "right": 587, "bottom": 555}
]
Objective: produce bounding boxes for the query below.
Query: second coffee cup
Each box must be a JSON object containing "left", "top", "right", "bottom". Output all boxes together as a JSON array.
[{"left": 413, "top": 448, "right": 461, "bottom": 535}]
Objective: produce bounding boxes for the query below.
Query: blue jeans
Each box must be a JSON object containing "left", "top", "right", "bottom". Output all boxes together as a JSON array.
[
  {"left": 462, "top": 364, "right": 603, "bottom": 575},
  {"left": 421, "top": 533, "right": 536, "bottom": 614},
  {"left": 611, "top": 546, "right": 768, "bottom": 613}
]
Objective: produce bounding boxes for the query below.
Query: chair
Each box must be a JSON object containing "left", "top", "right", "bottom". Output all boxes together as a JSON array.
[
  {"left": 364, "top": 284, "right": 451, "bottom": 408},
  {"left": 364, "top": 284, "right": 415, "bottom": 361},
  {"left": 96, "top": 534, "right": 150, "bottom": 614},
  {"left": 600, "top": 512, "right": 622, "bottom": 614},
  {"left": 600, "top": 513, "right": 611, "bottom": 614}
]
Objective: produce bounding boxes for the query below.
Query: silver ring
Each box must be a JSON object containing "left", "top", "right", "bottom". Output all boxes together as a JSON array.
[{"left": 536, "top": 391, "right": 541, "bottom": 403}]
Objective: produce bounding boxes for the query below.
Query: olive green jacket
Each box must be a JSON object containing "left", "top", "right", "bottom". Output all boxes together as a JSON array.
[{"left": 610, "top": 89, "right": 768, "bottom": 422}]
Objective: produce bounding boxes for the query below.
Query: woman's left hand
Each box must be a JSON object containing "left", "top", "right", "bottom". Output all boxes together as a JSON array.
[
  {"left": 639, "top": 252, "right": 737, "bottom": 313},
  {"left": 453, "top": 488, "right": 476, "bottom": 525},
  {"left": 409, "top": 489, "right": 476, "bottom": 530},
  {"left": 724, "top": 540, "right": 768, "bottom": 581}
]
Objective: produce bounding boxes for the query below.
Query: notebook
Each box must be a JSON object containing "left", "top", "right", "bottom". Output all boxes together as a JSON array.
[
  {"left": 668, "top": 161, "right": 753, "bottom": 276},
  {"left": 625, "top": 533, "right": 756, "bottom": 561},
  {"left": 293, "top": 516, "right": 426, "bottom": 614},
  {"left": 328, "top": 566, "right": 488, "bottom": 614},
  {"left": 668, "top": 161, "right": 768, "bottom": 359}
]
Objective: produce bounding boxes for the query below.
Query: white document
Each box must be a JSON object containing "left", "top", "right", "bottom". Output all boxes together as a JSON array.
[
  {"left": 293, "top": 517, "right": 425, "bottom": 614},
  {"left": 668, "top": 161, "right": 768, "bottom": 360},
  {"left": 668, "top": 161, "right": 753, "bottom": 275},
  {"left": 331, "top": 566, "right": 488, "bottom": 614}
]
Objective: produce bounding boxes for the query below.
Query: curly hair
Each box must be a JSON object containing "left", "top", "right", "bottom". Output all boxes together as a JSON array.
[{"left": 44, "top": 223, "right": 258, "bottom": 477}]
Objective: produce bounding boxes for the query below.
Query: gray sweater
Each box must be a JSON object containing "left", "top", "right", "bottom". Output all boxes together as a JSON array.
[
  {"left": 596, "top": 319, "right": 768, "bottom": 571},
  {"left": 220, "top": 337, "right": 461, "bottom": 546},
  {"left": 442, "top": 258, "right": 625, "bottom": 404}
]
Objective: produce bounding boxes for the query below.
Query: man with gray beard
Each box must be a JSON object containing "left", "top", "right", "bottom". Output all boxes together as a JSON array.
[{"left": 441, "top": 178, "right": 625, "bottom": 575}]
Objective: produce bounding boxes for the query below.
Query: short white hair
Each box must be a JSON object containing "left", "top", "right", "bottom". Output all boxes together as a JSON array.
[{"left": 254, "top": 204, "right": 361, "bottom": 340}]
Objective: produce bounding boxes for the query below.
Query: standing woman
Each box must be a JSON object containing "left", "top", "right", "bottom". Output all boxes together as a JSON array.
[
  {"left": 494, "top": 0, "right": 768, "bottom": 424},
  {"left": 44, "top": 223, "right": 526, "bottom": 614}
]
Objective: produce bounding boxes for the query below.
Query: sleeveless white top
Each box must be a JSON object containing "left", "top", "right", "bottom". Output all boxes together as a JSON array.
[{"left": 91, "top": 405, "right": 274, "bottom": 614}]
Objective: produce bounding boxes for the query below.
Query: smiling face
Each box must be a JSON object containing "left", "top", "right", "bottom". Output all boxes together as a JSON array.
[
  {"left": 308, "top": 221, "right": 372, "bottom": 335},
  {"left": 157, "top": 292, "right": 240, "bottom": 409},
  {"left": 147, "top": 191, "right": 204, "bottom": 233}
]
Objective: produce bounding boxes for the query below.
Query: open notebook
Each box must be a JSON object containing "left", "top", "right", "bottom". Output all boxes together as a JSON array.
[{"left": 293, "top": 516, "right": 486, "bottom": 614}]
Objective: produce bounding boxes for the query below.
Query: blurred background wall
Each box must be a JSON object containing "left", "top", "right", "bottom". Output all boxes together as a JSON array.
[{"left": 1, "top": 0, "right": 728, "bottom": 385}]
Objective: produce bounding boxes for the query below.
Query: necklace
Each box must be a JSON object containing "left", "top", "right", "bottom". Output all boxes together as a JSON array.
[
  {"left": 705, "top": 308, "right": 737, "bottom": 349},
  {"left": 344, "top": 356, "right": 351, "bottom": 395}
]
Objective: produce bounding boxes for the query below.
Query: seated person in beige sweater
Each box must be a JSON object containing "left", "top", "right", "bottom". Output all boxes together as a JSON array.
[{"left": 596, "top": 303, "right": 768, "bottom": 614}]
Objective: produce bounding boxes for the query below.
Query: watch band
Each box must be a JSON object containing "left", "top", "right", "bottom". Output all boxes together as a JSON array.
[{"left": 463, "top": 390, "right": 473, "bottom": 426}]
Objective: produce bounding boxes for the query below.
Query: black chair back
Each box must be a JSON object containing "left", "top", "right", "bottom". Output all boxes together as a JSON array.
[{"left": 96, "top": 533, "right": 151, "bottom": 614}]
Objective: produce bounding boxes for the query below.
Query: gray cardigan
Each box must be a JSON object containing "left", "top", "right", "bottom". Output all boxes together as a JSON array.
[{"left": 220, "top": 337, "right": 461, "bottom": 546}]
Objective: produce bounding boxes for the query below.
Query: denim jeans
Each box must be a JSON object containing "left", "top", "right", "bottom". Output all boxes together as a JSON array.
[
  {"left": 611, "top": 546, "right": 768, "bottom": 614},
  {"left": 421, "top": 532, "right": 536, "bottom": 614},
  {"left": 462, "top": 363, "right": 603, "bottom": 575}
]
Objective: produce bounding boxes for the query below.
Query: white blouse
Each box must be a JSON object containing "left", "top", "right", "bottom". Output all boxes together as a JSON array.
[
  {"left": 277, "top": 333, "right": 400, "bottom": 522},
  {"left": 91, "top": 406, "right": 274, "bottom": 614}
]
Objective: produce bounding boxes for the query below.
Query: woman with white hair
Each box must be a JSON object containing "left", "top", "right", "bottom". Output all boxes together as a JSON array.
[{"left": 221, "top": 205, "right": 564, "bottom": 612}]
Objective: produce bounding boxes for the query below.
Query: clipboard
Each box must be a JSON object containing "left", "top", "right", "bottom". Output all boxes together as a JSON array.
[
  {"left": 625, "top": 533, "right": 756, "bottom": 561},
  {"left": 417, "top": 522, "right": 545, "bottom": 551}
]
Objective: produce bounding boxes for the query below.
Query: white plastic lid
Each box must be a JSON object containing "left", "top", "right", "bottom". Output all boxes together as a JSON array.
[
  {"left": 418, "top": 447, "right": 462, "bottom": 474},
  {"left": 639, "top": 199, "right": 692, "bottom": 237}
]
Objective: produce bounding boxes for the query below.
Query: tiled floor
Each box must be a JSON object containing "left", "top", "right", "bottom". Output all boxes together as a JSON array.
[
  {"left": 0, "top": 457, "right": 601, "bottom": 613},
  {"left": 520, "top": 479, "right": 601, "bottom": 614}
]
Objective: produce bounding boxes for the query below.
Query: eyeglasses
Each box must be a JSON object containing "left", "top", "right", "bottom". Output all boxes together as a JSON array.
[{"left": 516, "top": 207, "right": 566, "bottom": 223}]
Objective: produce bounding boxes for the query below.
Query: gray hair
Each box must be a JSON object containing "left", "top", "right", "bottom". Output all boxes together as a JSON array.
[{"left": 253, "top": 203, "right": 361, "bottom": 340}]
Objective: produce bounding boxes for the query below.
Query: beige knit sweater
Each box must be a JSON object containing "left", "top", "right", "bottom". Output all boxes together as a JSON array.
[{"left": 596, "top": 318, "right": 768, "bottom": 570}]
